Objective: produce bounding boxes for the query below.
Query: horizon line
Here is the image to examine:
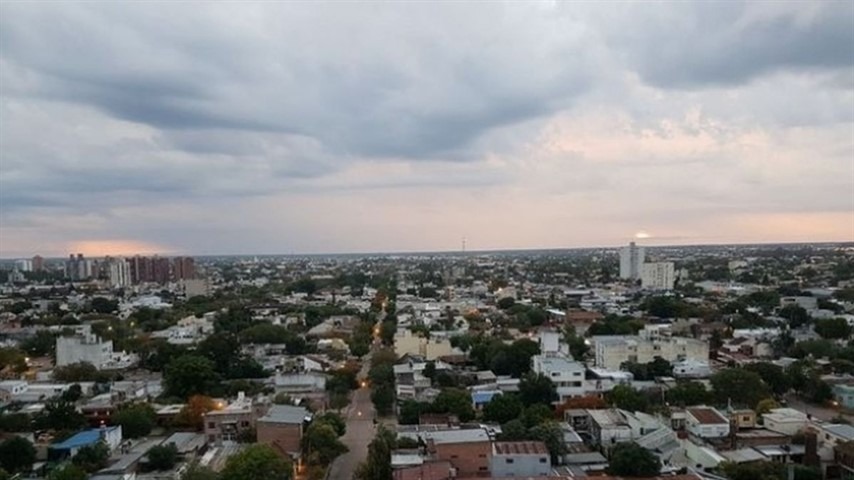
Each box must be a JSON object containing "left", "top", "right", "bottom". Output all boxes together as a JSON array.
[{"left": 2, "top": 239, "right": 852, "bottom": 261}]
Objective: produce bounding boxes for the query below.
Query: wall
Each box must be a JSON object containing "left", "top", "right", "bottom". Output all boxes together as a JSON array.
[
  {"left": 257, "top": 422, "right": 303, "bottom": 458},
  {"left": 490, "top": 454, "right": 551, "bottom": 477},
  {"left": 433, "top": 441, "right": 491, "bottom": 477}
]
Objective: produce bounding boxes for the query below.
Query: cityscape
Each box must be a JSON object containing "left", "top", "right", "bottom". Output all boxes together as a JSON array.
[{"left": 0, "top": 2, "right": 853, "bottom": 480}]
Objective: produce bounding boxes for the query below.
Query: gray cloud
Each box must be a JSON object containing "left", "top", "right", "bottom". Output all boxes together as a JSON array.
[{"left": 0, "top": 2, "right": 852, "bottom": 255}]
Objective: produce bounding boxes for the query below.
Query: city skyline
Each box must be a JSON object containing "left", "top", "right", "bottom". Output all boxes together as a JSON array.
[{"left": 1, "top": 2, "right": 853, "bottom": 257}]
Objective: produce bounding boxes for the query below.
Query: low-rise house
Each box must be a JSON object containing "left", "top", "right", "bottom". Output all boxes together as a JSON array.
[
  {"left": 202, "top": 393, "right": 261, "bottom": 445},
  {"left": 685, "top": 406, "right": 730, "bottom": 440},
  {"left": 763, "top": 408, "right": 809, "bottom": 436},
  {"left": 489, "top": 441, "right": 551, "bottom": 477},
  {"left": 257, "top": 404, "right": 311, "bottom": 460},
  {"left": 588, "top": 409, "right": 632, "bottom": 448},
  {"left": 423, "top": 428, "right": 491, "bottom": 477},
  {"left": 49, "top": 426, "right": 122, "bottom": 460},
  {"left": 833, "top": 384, "right": 854, "bottom": 409},
  {"left": 531, "top": 353, "right": 585, "bottom": 403}
]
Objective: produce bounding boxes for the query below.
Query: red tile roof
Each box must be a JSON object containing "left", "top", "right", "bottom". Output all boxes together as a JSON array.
[{"left": 687, "top": 407, "right": 728, "bottom": 425}]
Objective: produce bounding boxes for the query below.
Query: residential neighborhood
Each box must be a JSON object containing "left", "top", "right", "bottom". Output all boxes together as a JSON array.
[{"left": 0, "top": 242, "right": 852, "bottom": 480}]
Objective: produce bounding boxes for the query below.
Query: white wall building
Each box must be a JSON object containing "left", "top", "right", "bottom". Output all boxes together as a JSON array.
[
  {"left": 641, "top": 262, "right": 675, "bottom": 291},
  {"left": 685, "top": 407, "right": 730, "bottom": 439},
  {"left": 672, "top": 360, "right": 712, "bottom": 378},
  {"left": 619, "top": 242, "right": 645, "bottom": 280},
  {"left": 56, "top": 334, "right": 114, "bottom": 369},
  {"left": 106, "top": 258, "right": 131, "bottom": 288},
  {"left": 592, "top": 333, "right": 709, "bottom": 370},
  {"left": 14, "top": 259, "right": 33, "bottom": 272},
  {"left": 531, "top": 353, "right": 585, "bottom": 403},
  {"left": 489, "top": 442, "right": 551, "bottom": 477}
]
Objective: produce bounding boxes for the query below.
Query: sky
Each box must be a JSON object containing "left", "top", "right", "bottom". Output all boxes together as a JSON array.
[{"left": 1, "top": 1, "right": 853, "bottom": 258}]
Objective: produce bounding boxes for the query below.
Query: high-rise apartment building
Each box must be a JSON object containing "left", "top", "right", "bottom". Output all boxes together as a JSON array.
[
  {"left": 619, "top": 241, "right": 645, "bottom": 280},
  {"left": 128, "top": 256, "right": 196, "bottom": 284},
  {"left": 104, "top": 257, "right": 132, "bottom": 288},
  {"left": 32, "top": 255, "right": 45, "bottom": 272},
  {"left": 173, "top": 256, "right": 196, "bottom": 280},
  {"left": 66, "top": 254, "right": 94, "bottom": 281},
  {"left": 641, "top": 262, "right": 675, "bottom": 290},
  {"left": 14, "top": 259, "right": 33, "bottom": 272}
]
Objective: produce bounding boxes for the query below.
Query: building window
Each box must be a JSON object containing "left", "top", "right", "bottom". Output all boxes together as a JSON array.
[
  {"left": 208, "top": 435, "right": 215, "bottom": 442},
  {"left": 506, "top": 459, "right": 514, "bottom": 464},
  {"left": 478, "top": 467, "right": 488, "bottom": 471},
  {"left": 208, "top": 422, "right": 216, "bottom": 429},
  {"left": 540, "top": 458, "right": 548, "bottom": 463},
  {"left": 241, "top": 421, "right": 250, "bottom": 427},
  {"left": 479, "top": 454, "right": 486, "bottom": 458},
  {"left": 450, "top": 455, "right": 458, "bottom": 459}
]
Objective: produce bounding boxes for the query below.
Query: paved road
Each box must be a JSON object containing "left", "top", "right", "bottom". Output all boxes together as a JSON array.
[
  {"left": 327, "top": 386, "right": 375, "bottom": 480},
  {"left": 784, "top": 395, "right": 854, "bottom": 423}
]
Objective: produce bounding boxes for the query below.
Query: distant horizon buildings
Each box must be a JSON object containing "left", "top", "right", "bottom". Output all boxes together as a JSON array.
[
  {"left": 618, "top": 241, "right": 645, "bottom": 281},
  {"left": 62, "top": 253, "right": 196, "bottom": 285}
]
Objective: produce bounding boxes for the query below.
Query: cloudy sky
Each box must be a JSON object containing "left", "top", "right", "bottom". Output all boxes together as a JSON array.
[{"left": 1, "top": 2, "right": 852, "bottom": 257}]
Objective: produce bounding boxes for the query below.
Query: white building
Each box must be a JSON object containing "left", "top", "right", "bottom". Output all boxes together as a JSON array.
[
  {"left": 591, "top": 331, "right": 709, "bottom": 370},
  {"left": 641, "top": 262, "right": 675, "bottom": 291},
  {"left": 14, "top": 259, "right": 33, "bottom": 272},
  {"left": 685, "top": 407, "right": 730, "bottom": 439},
  {"left": 619, "top": 242, "right": 646, "bottom": 280},
  {"left": 762, "top": 408, "right": 809, "bottom": 436},
  {"left": 531, "top": 353, "right": 585, "bottom": 403},
  {"left": 489, "top": 441, "right": 551, "bottom": 477},
  {"left": 106, "top": 257, "right": 131, "bottom": 288},
  {"left": 56, "top": 334, "right": 114, "bottom": 369},
  {"left": 672, "top": 359, "right": 712, "bottom": 379}
]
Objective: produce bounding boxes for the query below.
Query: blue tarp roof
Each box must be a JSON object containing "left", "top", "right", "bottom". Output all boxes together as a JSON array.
[
  {"left": 50, "top": 427, "right": 119, "bottom": 450},
  {"left": 471, "top": 390, "right": 501, "bottom": 405}
]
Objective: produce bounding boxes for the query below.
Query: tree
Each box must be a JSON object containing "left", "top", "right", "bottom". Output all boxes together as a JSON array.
[
  {"left": 744, "top": 362, "right": 791, "bottom": 396},
  {"left": 483, "top": 394, "right": 523, "bottom": 424},
  {"left": 313, "top": 412, "right": 346, "bottom": 436},
  {"left": 432, "top": 389, "right": 475, "bottom": 422},
  {"left": 815, "top": 318, "right": 852, "bottom": 340},
  {"left": 719, "top": 461, "right": 785, "bottom": 480},
  {"left": 303, "top": 422, "right": 348, "bottom": 465},
  {"left": 164, "top": 355, "right": 220, "bottom": 399},
  {"left": 518, "top": 374, "right": 557, "bottom": 407},
  {"left": 197, "top": 332, "right": 240, "bottom": 376},
  {"left": 112, "top": 403, "right": 156, "bottom": 439},
  {"left": 34, "top": 398, "right": 86, "bottom": 431},
  {"left": 710, "top": 368, "right": 770, "bottom": 408},
  {"left": 355, "top": 426, "right": 394, "bottom": 480},
  {"left": 0, "top": 413, "right": 33, "bottom": 432},
  {"left": 220, "top": 444, "right": 292, "bottom": 480},
  {"left": 497, "top": 297, "right": 516, "bottom": 309},
  {"left": 147, "top": 443, "right": 179, "bottom": 471},
  {"left": 521, "top": 404, "right": 554, "bottom": 428},
  {"left": 53, "top": 362, "right": 100, "bottom": 382},
  {"left": 779, "top": 305, "right": 810, "bottom": 328},
  {"left": 20, "top": 330, "right": 58, "bottom": 357},
  {"left": 61, "top": 384, "right": 83, "bottom": 403},
  {"left": 529, "top": 422, "right": 567, "bottom": 464},
  {"left": 499, "top": 419, "right": 528, "bottom": 441},
  {"left": 756, "top": 398, "right": 780, "bottom": 416},
  {"left": 238, "top": 324, "right": 293, "bottom": 345},
  {"left": 371, "top": 383, "right": 395, "bottom": 416},
  {"left": 173, "top": 395, "right": 217, "bottom": 430},
  {"left": 422, "top": 361, "right": 436, "bottom": 381},
  {"left": 607, "top": 385, "right": 649, "bottom": 413},
  {"left": 607, "top": 442, "right": 660, "bottom": 477},
  {"left": 0, "top": 437, "right": 35, "bottom": 473},
  {"left": 72, "top": 442, "right": 109, "bottom": 473},
  {"left": 666, "top": 382, "right": 711, "bottom": 406},
  {"left": 181, "top": 463, "right": 219, "bottom": 480},
  {"left": 90, "top": 297, "right": 119, "bottom": 314},
  {"left": 47, "top": 465, "right": 88, "bottom": 480},
  {"left": 0, "top": 348, "right": 27, "bottom": 374}
]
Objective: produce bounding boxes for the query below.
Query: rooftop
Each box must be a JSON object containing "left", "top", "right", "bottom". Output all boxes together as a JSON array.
[
  {"left": 822, "top": 424, "right": 854, "bottom": 441},
  {"left": 424, "top": 428, "right": 489, "bottom": 445},
  {"left": 493, "top": 441, "right": 549, "bottom": 456},
  {"left": 258, "top": 404, "right": 310, "bottom": 424},
  {"left": 51, "top": 427, "right": 120, "bottom": 450},
  {"left": 687, "top": 407, "right": 728, "bottom": 425}
]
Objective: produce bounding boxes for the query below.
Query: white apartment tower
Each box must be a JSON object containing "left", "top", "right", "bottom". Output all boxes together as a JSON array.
[
  {"left": 619, "top": 242, "right": 645, "bottom": 280},
  {"left": 106, "top": 257, "right": 131, "bottom": 288},
  {"left": 641, "top": 262, "right": 675, "bottom": 290}
]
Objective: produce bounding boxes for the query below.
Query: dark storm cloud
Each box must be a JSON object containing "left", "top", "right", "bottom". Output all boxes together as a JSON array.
[{"left": 610, "top": 2, "right": 854, "bottom": 88}]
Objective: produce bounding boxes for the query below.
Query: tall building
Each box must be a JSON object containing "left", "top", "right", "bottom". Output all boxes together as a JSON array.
[
  {"left": 56, "top": 334, "right": 114, "bottom": 369},
  {"left": 641, "top": 262, "right": 675, "bottom": 290},
  {"left": 13, "top": 259, "right": 33, "bottom": 272},
  {"left": 66, "top": 254, "right": 93, "bottom": 281},
  {"left": 32, "top": 255, "right": 45, "bottom": 272},
  {"left": 105, "top": 257, "right": 131, "bottom": 288},
  {"left": 173, "top": 257, "right": 196, "bottom": 280},
  {"left": 619, "top": 241, "right": 645, "bottom": 280}
]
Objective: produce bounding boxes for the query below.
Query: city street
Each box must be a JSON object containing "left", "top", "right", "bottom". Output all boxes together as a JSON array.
[
  {"left": 326, "top": 386, "right": 375, "bottom": 480},
  {"left": 784, "top": 395, "right": 854, "bottom": 424}
]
